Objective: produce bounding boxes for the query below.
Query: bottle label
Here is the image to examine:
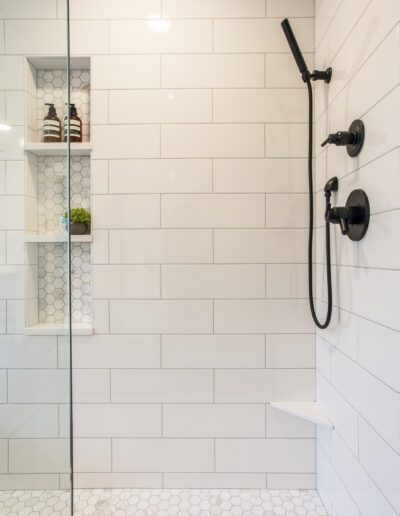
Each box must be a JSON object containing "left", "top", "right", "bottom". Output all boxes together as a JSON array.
[
  {"left": 64, "top": 119, "right": 81, "bottom": 137},
  {"left": 44, "top": 120, "right": 61, "bottom": 136}
]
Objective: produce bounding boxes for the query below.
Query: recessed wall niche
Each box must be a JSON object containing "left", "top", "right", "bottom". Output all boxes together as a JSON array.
[{"left": 23, "top": 57, "right": 93, "bottom": 335}]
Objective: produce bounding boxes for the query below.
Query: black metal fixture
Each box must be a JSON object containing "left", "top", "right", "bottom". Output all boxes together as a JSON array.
[
  {"left": 325, "top": 185, "right": 370, "bottom": 241},
  {"left": 281, "top": 17, "right": 334, "bottom": 329},
  {"left": 321, "top": 119, "right": 365, "bottom": 157},
  {"left": 281, "top": 18, "right": 332, "bottom": 83}
]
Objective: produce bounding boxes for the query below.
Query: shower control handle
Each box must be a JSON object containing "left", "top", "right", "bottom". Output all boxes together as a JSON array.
[
  {"left": 325, "top": 189, "right": 370, "bottom": 241},
  {"left": 321, "top": 119, "right": 365, "bottom": 157},
  {"left": 321, "top": 131, "right": 356, "bottom": 148}
]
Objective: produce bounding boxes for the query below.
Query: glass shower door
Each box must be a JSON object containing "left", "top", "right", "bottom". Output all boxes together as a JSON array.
[{"left": 0, "top": 1, "right": 73, "bottom": 514}]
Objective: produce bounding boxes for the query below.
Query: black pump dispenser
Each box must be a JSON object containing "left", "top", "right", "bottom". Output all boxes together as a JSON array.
[{"left": 43, "top": 103, "right": 61, "bottom": 142}]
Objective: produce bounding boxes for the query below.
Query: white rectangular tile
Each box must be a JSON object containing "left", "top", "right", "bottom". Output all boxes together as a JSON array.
[
  {"left": 267, "top": 0, "right": 314, "bottom": 17},
  {"left": 92, "top": 300, "right": 109, "bottom": 335},
  {"left": 266, "top": 405, "right": 315, "bottom": 438},
  {"left": 214, "top": 90, "right": 307, "bottom": 123},
  {"left": 0, "top": 474, "right": 59, "bottom": 490},
  {"left": 68, "top": 0, "right": 161, "bottom": 19},
  {"left": 92, "top": 230, "right": 108, "bottom": 264},
  {"left": 266, "top": 124, "right": 308, "bottom": 158},
  {"left": 213, "top": 159, "right": 308, "bottom": 193},
  {"left": 214, "top": 229, "right": 308, "bottom": 264},
  {"left": 162, "top": 265, "right": 265, "bottom": 299},
  {"left": 109, "top": 229, "right": 213, "bottom": 264},
  {"left": 92, "top": 55, "right": 160, "bottom": 90},
  {"left": 331, "top": 349, "right": 400, "bottom": 452},
  {"left": 162, "top": 124, "right": 265, "bottom": 158},
  {"left": 164, "top": 473, "right": 266, "bottom": 489},
  {"left": 214, "top": 300, "right": 314, "bottom": 333},
  {"left": 0, "top": 370, "right": 6, "bottom": 403},
  {"left": 74, "top": 439, "right": 111, "bottom": 473},
  {"left": 164, "top": 404, "right": 265, "bottom": 438},
  {"left": 317, "top": 372, "right": 359, "bottom": 456},
  {"left": 6, "top": 231, "right": 25, "bottom": 265},
  {"left": 73, "top": 404, "right": 161, "bottom": 438},
  {"left": 0, "top": 405, "right": 58, "bottom": 438},
  {"left": 0, "top": 0, "right": 57, "bottom": 18},
  {"left": 358, "top": 318, "right": 400, "bottom": 392},
  {"left": 0, "top": 440, "right": 7, "bottom": 473},
  {"left": 110, "top": 300, "right": 213, "bottom": 334},
  {"left": 109, "top": 90, "right": 212, "bottom": 124},
  {"left": 71, "top": 335, "right": 160, "bottom": 369},
  {"left": 93, "top": 265, "right": 160, "bottom": 299},
  {"left": 5, "top": 20, "right": 66, "bottom": 54},
  {"left": 73, "top": 369, "right": 110, "bottom": 403},
  {"left": 359, "top": 419, "right": 400, "bottom": 513},
  {"left": 110, "top": 20, "right": 212, "bottom": 54},
  {"left": 216, "top": 439, "right": 315, "bottom": 473},
  {"left": 8, "top": 370, "right": 68, "bottom": 403},
  {"left": 70, "top": 21, "right": 109, "bottom": 54},
  {"left": 266, "top": 53, "right": 314, "bottom": 88},
  {"left": 109, "top": 159, "right": 212, "bottom": 194},
  {"left": 69, "top": 473, "right": 162, "bottom": 488},
  {"left": 267, "top": 473, "right": 316, "bottom": 489},
  {"left": 214, "top": 18, "right": 314, "bottom": 53},
  {"left": 111, "top": 369, "right": 213, "bottom": 403},
  {"left": 329, "top": 430, "right": 397, "bottom": 516},
  {"left": 92, "top": 125, "right": 160, "bottom": 159},
  {"left": 266, "top": 194, "right": 308, "bottom": 228},
  {"left": 92, "top": 195, "right": 160, "bottom": 229},
  {"left": 0, "top": 336, "right": 57, "bottom": 368},
  {"left": 0, "top": 57, "right": 24, "bottom": 90},
  {"left": 163, "top": 0, "right": 266, "bottom": 18},
  {"left": 162, "top": 194, "right": 265, "bottom": 228},
  {"left": 215, "top": 369, "right": 315, "bottom": 403},
  {"left": 162, "top": 334, "right": 265, "bottom": 368},
  {"left": 91, "top": 91, "right": 108, "bottom": 126},
  {"left": 9, "top": 439, "right": 69, "bottom": 473},
  {"left": 359, "top": 211, "right": 400, "bottom": 270},
  {"left": 113, "top": 439, "right": 214, "bottom": 472},
  {"left": 266, "top": 334, "right": 315, "bottom": 368},
  {"left": 162, "top": 54, "right": 264, "bottom": 88},
  {"left": 266, "top": 264, "right": 308, "bottom": 298}
]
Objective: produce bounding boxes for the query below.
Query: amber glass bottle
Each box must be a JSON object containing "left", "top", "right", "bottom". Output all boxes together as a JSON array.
[
  {"left": 63, "top": 103, "right": 82, "bottom": 142},
  {"left": 43, "top": 103, "right": 61, "bottom": 142}
]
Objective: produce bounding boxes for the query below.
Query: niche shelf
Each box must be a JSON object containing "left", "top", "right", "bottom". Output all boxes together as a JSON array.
[
  {"left": 23, "top": 56, "right": 93, "bottom": 336},
  {"left": 270, "top": 402, "right": 334, "bottom": 429},
  {"left": 25, "top": 322, "right": 93, "bottom": 336},
  {"left": 24, "top": 234, "right": 92, "bottom": 243},
  {"left": 24, "top": 142, "right": 92, "bottom": 157}
]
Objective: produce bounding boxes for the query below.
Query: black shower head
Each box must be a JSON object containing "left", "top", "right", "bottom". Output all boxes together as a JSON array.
[
  {"left": 281, "top": 18, "right": 332, "bottom": 84},
  {"left": 281, "top": 18, "right": 310, "bottom": 81}
]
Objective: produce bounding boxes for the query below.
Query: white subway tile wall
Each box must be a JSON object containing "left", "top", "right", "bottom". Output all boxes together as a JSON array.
[
  {"left": 0, "top": 0, "right": 318, "bottom": 491},
  {"left": 315, "top": 1, "right": 400, "bottom": 515}
]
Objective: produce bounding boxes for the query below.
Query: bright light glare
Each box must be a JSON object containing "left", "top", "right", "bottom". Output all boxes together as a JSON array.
[
  {"left": 0, "top": 124, "right": 11, "bottom": 131},
  {"left": 146, "top": 19, "right": 171, "bottom": 32}
]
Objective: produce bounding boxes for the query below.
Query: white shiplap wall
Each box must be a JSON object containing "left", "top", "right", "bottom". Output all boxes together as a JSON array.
[{"left": 314, "top": 0, "right": 400, "bottom": 514}]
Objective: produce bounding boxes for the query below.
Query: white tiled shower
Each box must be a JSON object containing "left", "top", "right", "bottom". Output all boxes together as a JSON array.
[{"left": 0, "top": 0, "right": 399, "bottom": 515}]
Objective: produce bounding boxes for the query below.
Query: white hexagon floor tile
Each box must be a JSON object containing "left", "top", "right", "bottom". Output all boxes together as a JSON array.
[{"left": 0, "top": 489, "right": 327, "bottom": 515}]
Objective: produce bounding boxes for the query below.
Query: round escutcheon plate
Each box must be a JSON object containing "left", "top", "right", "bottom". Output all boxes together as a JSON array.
[{"left": 346, "top": 189, "right": 370, "bottom": 241}]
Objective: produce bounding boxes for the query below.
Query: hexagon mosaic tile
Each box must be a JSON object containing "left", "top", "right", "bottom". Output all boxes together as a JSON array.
[
  {"left": 37, "top": 68, "right": 90, "bottom": 142},
  {"left": 38, "top": 242, "right": 91, "bottom": 324},
  {"left": 37, "top": 155, "right": 90, "bottom": 235},
  {"left": 0, "top": 489, "right": 327, "bottom": 516}
]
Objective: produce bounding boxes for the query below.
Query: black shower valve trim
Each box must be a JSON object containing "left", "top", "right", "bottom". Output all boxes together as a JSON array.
[{"left": 321, "top": 119, "right": 365, "bottom": 157}]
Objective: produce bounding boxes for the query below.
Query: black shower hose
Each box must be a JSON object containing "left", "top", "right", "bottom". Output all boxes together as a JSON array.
[{"left": 306, "top": 79, "right": 333, "bottom": 329}]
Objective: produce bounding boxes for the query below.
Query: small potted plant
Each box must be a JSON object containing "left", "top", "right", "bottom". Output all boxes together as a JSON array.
[{"left": 64, "top": 208, "right": 91, "bottom": 235}]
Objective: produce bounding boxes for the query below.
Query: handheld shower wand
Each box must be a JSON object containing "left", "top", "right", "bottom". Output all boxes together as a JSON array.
[
  {"left": 281, "top": 18, "right": 333, "bottom": 329},
  {"left": 281, "top": 18, "right": 332, "bottom": 84}
]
